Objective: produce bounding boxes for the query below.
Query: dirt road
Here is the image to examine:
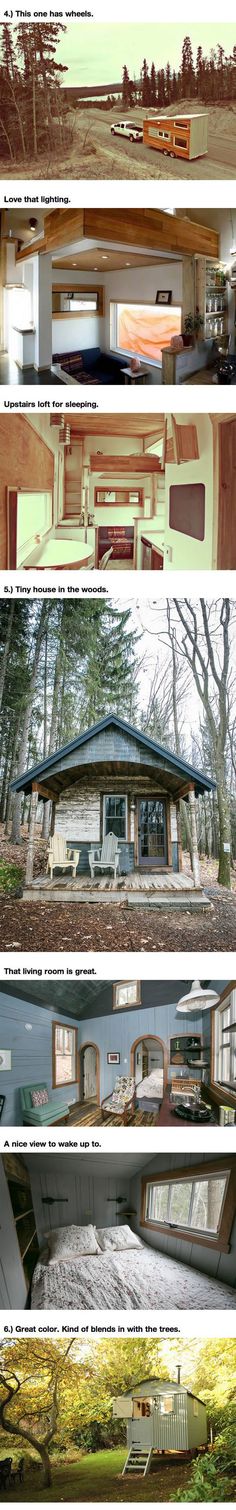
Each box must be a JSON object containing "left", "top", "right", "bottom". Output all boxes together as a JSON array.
[
  {"left": 1, "top": 99, "right": 235, "bottom": 178},
  {"left": 81, "top": 104, "right": 236, "bottom": 178}
]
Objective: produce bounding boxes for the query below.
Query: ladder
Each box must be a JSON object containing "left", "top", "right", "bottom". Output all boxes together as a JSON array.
[{"left": 122, "top": 1448, "right": 153, "bottom": 1477}]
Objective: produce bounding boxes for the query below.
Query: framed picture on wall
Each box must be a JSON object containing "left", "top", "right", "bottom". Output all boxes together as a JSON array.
[
  {"left": 156, "top": 290, "right": 172, "bottom": 304},
  {"left": 107, "top": 1052, "right": 120, "bottom": 1064}
]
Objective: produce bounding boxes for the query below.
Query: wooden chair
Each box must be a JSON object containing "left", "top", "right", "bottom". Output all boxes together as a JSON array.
[
  {"left": 47, "top": 832, "right": 80, "bottom": 880},
  {"left": 98, "top": 548, "right": 113, "bottom": 570},
  {"left": 89, "top": 830, "right": 120, "bottom": 880},
  {"left": 101, "top": 1076, "right": 136, "bottom": 1124}
]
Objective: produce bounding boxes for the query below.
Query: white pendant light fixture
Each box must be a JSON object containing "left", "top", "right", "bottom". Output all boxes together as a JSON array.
[{"left": 176, "top": 980, "right": 220, "bottom": 1014}]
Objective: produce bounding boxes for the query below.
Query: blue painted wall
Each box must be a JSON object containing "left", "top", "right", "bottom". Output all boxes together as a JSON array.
[
  {"left": 0, "top": 992, "right": 80, "bottom": 1125},
  {"left": 78, "top": 998, "right": 210, "bottom": 1103},
  {"left": 0, "top": 986, "right": 211, "bottom": 1123}
]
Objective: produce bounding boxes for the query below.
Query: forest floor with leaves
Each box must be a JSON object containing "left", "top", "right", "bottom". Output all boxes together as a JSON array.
[
  {"left": 1, "top": 1448, "right": 199, "bottom": 1501},
  {"left": 0, "top": 829, "right": 236, "bottom": 950}
]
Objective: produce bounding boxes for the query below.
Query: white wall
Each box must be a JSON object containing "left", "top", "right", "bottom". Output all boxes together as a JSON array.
[
  {"left": 52, "top": 267, "right": 104, "bottom": 355},
  {"left": 103, "top": 260, "right": 183, "bottom": 384},
  {"left": 52, "top": 314, "right": 103, "bottom": 354}
]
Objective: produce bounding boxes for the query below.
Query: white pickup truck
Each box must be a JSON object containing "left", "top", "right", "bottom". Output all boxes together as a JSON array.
[{"left": 110, "top": 120, "right": 143, "bottom": 142}]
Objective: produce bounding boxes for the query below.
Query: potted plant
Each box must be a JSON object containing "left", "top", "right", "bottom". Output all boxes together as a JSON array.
[
  {"left": 183, "top": 313, "right": 195, "bottom": 347},
  {"left": 194, "top": 307, "right": 204, "bottom": 343}
]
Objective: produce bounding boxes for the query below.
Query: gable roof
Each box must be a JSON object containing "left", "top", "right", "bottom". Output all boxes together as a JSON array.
[
  {"left": 11, "top": 713, "right": 216, "bottom": 798},
  {"left": 123, "top": 1383, "right": 204, "bottom": 1401},
  {"left": 123, "top": 1376, "right": 205, "bottom": 1405}
]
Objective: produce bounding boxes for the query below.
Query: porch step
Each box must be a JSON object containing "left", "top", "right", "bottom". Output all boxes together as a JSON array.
[
  {"left": 122, "top": 1449, "right": 153, "bottom": 1477},
  {"left": 23, "top": 886, "right": 211, "bottom": 909},
  {"left": 127, "top": 891, "right": 212, "bottom": 911}
]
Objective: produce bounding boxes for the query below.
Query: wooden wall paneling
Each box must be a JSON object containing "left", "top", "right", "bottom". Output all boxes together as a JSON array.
[
  {"left": 84, "top": 209, "right": 219, "bottom": 259},
  {"left": 0, "top": 416, "right": 54, "bottom": 569},
  {"left": 90, "top": 454, "right": 161, "bottom": 475}
]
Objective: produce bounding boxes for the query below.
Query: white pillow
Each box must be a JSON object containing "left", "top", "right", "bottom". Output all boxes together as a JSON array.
[
  {"left": 95, "top": 1224, "right": 141, "bottom": 1252},
  {"left": 46, "top": 1223, "right": 100, "bottom": 1262}
]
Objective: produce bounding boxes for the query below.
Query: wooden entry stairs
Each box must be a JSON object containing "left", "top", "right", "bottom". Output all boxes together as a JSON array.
[{"left": 122, "top": 1448, "right": 153, "bottom": 1477}]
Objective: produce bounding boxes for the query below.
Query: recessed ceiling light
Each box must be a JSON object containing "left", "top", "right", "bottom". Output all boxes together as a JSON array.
[
  {"left": 102, "top": 254, "right": 108, "bottom": 260},
  {"left": 126, "top": 262, "right": 131, "bottom": 266}
]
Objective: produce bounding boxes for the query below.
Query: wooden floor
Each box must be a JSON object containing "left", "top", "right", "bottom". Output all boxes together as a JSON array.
[
  {"left": 68, "top": 1101, "right": 160, "bottom": 1127},
  {"left": 28, "top": 871, "right": 197, "bottom": 894}
]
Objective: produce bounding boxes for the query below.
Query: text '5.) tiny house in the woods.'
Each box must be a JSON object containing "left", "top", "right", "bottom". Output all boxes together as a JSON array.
[
  {"left": 11, "top": 714, "right": 215, "bottom": 906},
  {"left": 113, "top": 1372, "right": 208, "bottom": 1475}
]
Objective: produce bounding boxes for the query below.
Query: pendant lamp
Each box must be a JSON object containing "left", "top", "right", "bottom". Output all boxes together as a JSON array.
[{"left": 176, "top": 980, "right": 220, "bottom": 1013}]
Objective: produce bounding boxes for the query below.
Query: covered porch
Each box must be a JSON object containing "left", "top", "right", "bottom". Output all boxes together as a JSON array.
[
  {"left": 23, "top": 869, "right": 210, "bottom": 909},
  {"left": 10, "top": 714, "right": 215, "bottom": 907}
]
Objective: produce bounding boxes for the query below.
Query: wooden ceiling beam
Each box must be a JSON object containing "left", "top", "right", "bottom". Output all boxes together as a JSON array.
[{"left": 28, "top": 208, "right": 219, "bottom": 260}]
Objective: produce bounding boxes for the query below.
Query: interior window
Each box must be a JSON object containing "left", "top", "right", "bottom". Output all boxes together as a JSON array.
[
  {"left": 53, "top": 1023, "right": 77, "bottom": 1086},
  {"left": 113, "top": 981, "right": 141, "bottom": 1009},
  {"left": 110, "top": 302, "right": 182, "bottom": 366},
  {"left": 104, "top": 795, "right": 126, "bottom": 840},
  {"left": 16, "top": 491, "right": 52, "bottom": 566},
  {"left": 144, "top": 1172, "right": 228, "bottom": 1236}
]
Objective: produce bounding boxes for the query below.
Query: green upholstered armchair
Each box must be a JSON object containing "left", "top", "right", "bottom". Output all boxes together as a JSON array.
[{"left": 20, "top": 1082, "right": 70, "bottom": 1126}]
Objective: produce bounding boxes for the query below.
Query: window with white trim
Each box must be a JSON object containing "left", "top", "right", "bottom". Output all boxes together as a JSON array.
[
  {"left": 144, "top": 1172, "right": 229, "bottom": 1236},
  {"left": 53, "top": 1023, "right": 77, "bottom": 1086},
  {"left": 214, "top": 989, "right": 236, "bottom": 1091},
  {"left": 103, "top": 794, "right": 127, "bottom": 841},
  {"left": 113, "top": 980, "right": 141, "bottom": 1010}
]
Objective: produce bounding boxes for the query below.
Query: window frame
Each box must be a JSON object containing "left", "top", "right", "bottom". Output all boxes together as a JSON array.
[
  {"left": 140, "top": 1158, "right": 235, "bottom": 1252},
  {"left": 113, "top": 980, "right": 141, "bottom": 1011},
  {"left": 211, "top": 983, "right": 236, "bottom": 1105},
  {"left": 103, "top": 793, "right": 127, "bottom": 843},
  {"left": 110, "top": 299, "right": 182, "bottom": 370},
  {"left": 52, "top": 1020, "right": 78, "bottom": 1090}
]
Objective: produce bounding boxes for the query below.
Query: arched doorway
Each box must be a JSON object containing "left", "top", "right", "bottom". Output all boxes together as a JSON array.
[
  {"left": 79, "top": 1043, "right": 100, "bottom": 1104},
  {"left": 130, "top": 1034, "right": 168, "bottom": 1097}
]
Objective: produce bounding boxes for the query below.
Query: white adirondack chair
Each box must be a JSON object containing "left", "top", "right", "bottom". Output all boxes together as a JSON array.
[
  {"left": 89, "top": 830, "right": 120, "bottom": 880},
  {"left": 47, "top": 833, "right": 80, "bottom": 880}
]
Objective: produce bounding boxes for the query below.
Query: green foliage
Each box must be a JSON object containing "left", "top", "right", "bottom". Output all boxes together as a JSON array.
[
  {"left": 0, "top": 861, "right": 23, "bottom": 894},
  {"left": 171, "top": 1453, "right": 233, "bottom": 1501}
]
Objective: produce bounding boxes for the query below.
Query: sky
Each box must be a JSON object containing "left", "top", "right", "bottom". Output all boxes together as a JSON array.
[{"left": 55, "top": 23, "right": 236, "bottom": 86}]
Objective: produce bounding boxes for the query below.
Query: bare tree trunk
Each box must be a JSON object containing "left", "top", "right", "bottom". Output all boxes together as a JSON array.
[
  {"left": 25, "top": 788, "right": 38, "bottom": 885},
  {"left": 174, "top": 598, "right": 231, "bottom": 888},
  {"left": 11, "top": 604, "right": 48, "bottom": 845},
  {"left": 42, "top": 608, "right": 65, "bottom": 842},
  {"left": 0, "top": 602, "right": 15, "bottom": 716}
]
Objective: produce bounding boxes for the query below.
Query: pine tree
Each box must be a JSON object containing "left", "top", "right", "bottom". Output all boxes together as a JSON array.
[
  {"left": 150, "top": 63, "right": 157, "bottom": 107},
  {"left": 122, "top": 65, "right": 130, "bottom": 109},
  {"left": 141, "top": 58, "right": 150, "bottom": 107},
  {"left": 181, "top": 35, "right": 195, "bottom": 98}
]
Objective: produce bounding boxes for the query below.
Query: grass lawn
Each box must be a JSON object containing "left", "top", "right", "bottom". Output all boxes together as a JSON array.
[{"left": 2, "top": 1448, "right": 196, "bottom": 1502}]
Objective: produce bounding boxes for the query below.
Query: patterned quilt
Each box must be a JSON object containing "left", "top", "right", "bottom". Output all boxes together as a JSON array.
[{"left": 31, "top": 1239, "right": 236, "bottom": 1310}]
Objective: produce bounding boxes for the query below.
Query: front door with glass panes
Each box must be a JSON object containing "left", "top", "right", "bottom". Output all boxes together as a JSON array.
[{"left": 138, "top": 797, "right": 167, "bottom": 867}]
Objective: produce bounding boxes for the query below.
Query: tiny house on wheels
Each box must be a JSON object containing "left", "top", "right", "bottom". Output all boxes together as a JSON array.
[
  {"left": 143, "top": 114, "right": 208, "bottom": 160},
  {"left": 113, "top": 1373, "right": 208, "bottom": 1476}
]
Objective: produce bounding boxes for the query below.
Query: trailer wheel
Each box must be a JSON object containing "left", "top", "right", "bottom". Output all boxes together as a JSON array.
[
  {"left": 129, "top": 134, "right": 134, "bottom": 141},
  {"left": 170, "top": 151, "right": 175, "bottom": 157}
]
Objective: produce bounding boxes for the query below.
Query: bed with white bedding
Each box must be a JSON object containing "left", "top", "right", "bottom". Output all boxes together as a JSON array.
[
  {"left": 30, "top": 1222, "right": 236, "bottom": 1311},
  {"left": 136, "top": 1068, "right": 163, "bottom": 1111}
]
